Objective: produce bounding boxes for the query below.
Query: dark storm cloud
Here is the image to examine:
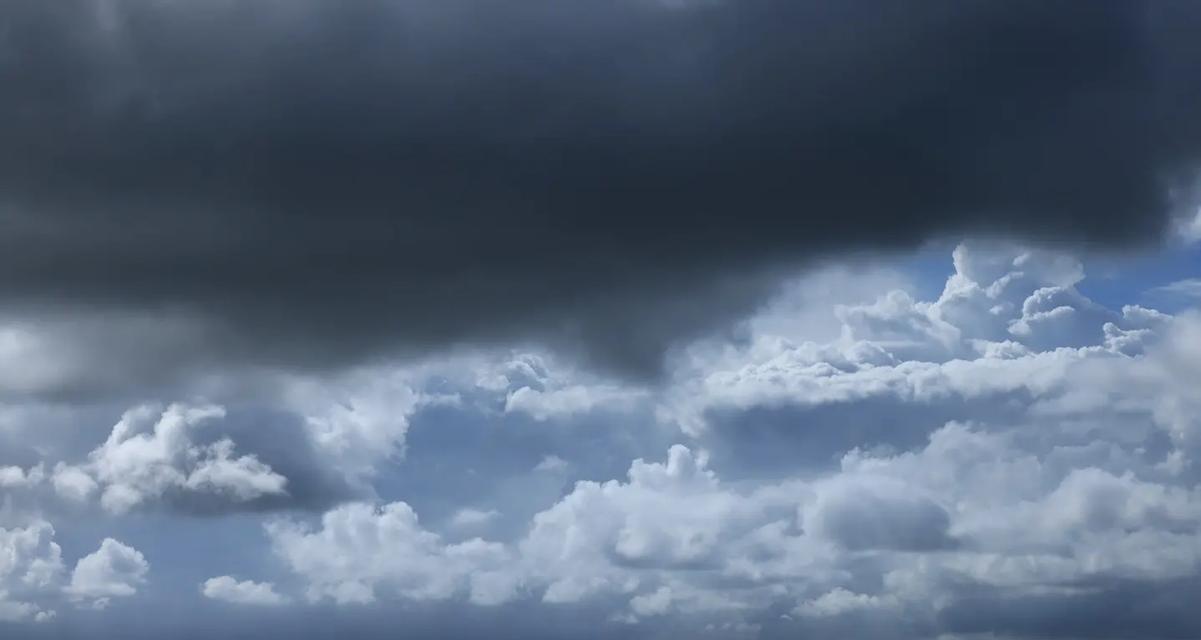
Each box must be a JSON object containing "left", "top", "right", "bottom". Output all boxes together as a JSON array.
[{"left": 2, "top": 0, "right": 1200, "bottom": 376}]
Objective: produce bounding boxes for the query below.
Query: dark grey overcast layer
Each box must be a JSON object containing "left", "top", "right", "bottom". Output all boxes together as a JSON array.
[{"left": 3, "top": 0, "right": 1200, "bottom": 375}]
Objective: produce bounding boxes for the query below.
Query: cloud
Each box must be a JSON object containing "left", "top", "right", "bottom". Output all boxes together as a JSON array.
[
  {"left": 662, "top": 242, "right": 1163, "bottom": 437},
  {"left": 451, "top": 508, "right": 501, "bottom": 529},
  {"left": 1177, "top": 210, "right": 1201, "bottom": 244},
  {"left": 533, "top": 455, "right": 569, "bottom": 474},
  {"left": 0, "top": 310, "right": 224, "bottom": 401},
  {"left": 66, "top": 538, "right": 148, "bottom": 610},
  {"left": 0, "top": 239, "right": 1197, "bottom": 639},
  {"left": 50, "top": 463, "right": 98, "bottom": 503},
  {"left": 1151, "top": 278, "right": 1201, "bottom": 301},
  {"left": 0, "top": 463, "right": 44, "bottom": 489},
  {"left": 2, "top": 1, "right": 1199, "bottom": 382},
  {"left": 505, "top": 385, "right": 645, "bottom": 423},
  {"left": 0, "top": 519, "right": 64, "bottom": 622},
  {"left": 629, "top": 586, "right": 674, "bottom": 618},
  {"left": 282, "top": 369, "right": 424, "bottom": 482},
  {"left": 804, "top": 474, "right": 955, "bottom": 551},
  {"left": 794, "top": 588, "right": 899, "bottom": 618},
  {"left": 53, "top": 404, "right": 287, "bottom": 514},
  {"left": 258, "top": 241, "right": 1201, "bottom": 638},
  {"left": 266, "top": 502, "right": 518, "bottom": 607},
  {"left": 201, "top": 576, "right": 289, "bottom": 607},
  {"left": 521, "top": 444, "right": 804, "bottom": 606},
  {"left": 269, "top": 405, "right": 1201, "bottom": 634},
  {"left": 0, "top": 520, "right": 155, "bottom": 620},
  {"left": 264, "top": 442, "right": 813, "bottom": 625}
]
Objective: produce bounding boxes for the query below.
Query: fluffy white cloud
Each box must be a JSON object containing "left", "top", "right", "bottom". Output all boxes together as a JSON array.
[
  {"left": 491, "top": 354, "right": 645, "bottom": 421},
  {"left": 284, "top": 368, "right": 429, "bottom": 481},
  {"left": 0, "top": 521, "right": 156, "bottom": 621},
  {"left": 201, "top": 576, "right": 289, "bottom": 606},
  {"left": 0, "top": 463, "right": 44, "bottom": 489},
  {"left": 268, "top": 443, "right": 821, "bottom": 623},
  {"left": 182, "top": 438, "right": 288, "bottom": 501},
  {"left": 51, "top": 463, "right": 98, "bottom": 502},
  {"left": 56, "top": 403, "right": 287, "bottom": 513},
  {"left": 837, "top": 421, "right": 1201, "bottom": 598},
  {"left": 521, "top": 444, "right": 807, "bottom": 606},
  {"left": 267, "top": 501, "right": 518, "bottom": 607},
  {"left": 0, "top": 519, "right": 64, "bottom": 622},
  {"left": 66, "top": 538, "right": 148, "bottom": 610},
  {"left": 661, "top": 243, "right": 1165, "bottom": 433}
]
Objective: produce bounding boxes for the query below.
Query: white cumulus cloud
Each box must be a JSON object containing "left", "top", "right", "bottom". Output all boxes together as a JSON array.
[
  {"left": 201, "top": 576, "right": 289, "bottom": 606},
  {"left": 55, "top": 403, "right": 287, "bottom": 514},
  {"left": 66, "top": 538, "right": 148, "bottom": 610},
  {"left": 0, "top": 519, "right": 64, "bottom": 622},
  {"left": 267, "top": 501, "right": 518, "bottom": 607}
]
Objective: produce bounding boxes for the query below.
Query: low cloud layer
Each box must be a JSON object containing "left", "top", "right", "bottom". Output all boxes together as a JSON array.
[
  {"left": 181, "top": 242, "right": 1195, "bottom": 638},
  {"left": 3, "top": 0, "right": 1200, "bottom": 377},
  {"left": 1, "top": 241, "right": 1200, "bottom": 637}
]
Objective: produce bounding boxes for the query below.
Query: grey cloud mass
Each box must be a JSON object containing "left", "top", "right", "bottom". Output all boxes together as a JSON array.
[
  {"left": 3, "top": 0, "right": 1200, "bottom": 377},
  {"left": 4, "top": 2, "right": 1201, "bottom": 638}
]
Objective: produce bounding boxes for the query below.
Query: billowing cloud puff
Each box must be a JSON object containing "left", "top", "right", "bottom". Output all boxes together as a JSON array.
[
  {"left": 662, "top": 242, "right": 1173, "bottom": 436},
  {"left": 0, "top": 464, "right": 44, "bottom": 489},
  {"left": 521, "top": 444, "right": 806, "bottom": 608},
  {"left": 494, "top": 354, "right": 648, "bottom": 421},
  {"left": 0, "top": 519, "right": 64, "bottom": 622},
  {"left": 266, "top": 502, "right": 517, "bottom": 607},
  {"left": 54, "top": 404, "right": 287, "bottom": 514},
  {"left": 0, "top": 521, "right": 157, "bottom": 620},
  {"left": 201, "top": 576, "right": 288, "bottom": 607},
  {"left": 65, "top": 538, "right": 148, "bottom": 610}
]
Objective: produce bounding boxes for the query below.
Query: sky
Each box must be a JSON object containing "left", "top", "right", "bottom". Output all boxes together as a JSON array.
[{"left": 2, "top": 1, "right": 1201, "bottom": 639}]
